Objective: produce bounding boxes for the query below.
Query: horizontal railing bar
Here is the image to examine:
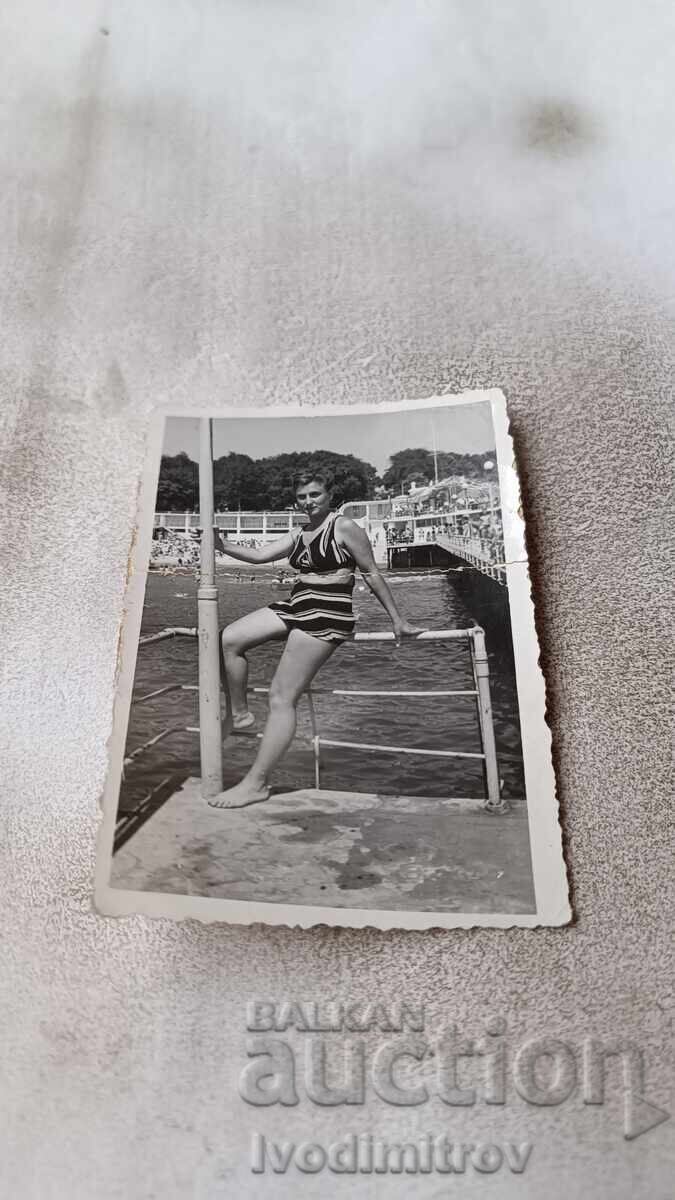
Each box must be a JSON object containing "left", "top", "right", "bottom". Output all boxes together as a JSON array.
[
  {"left": 132, "top": 684, "right": 476, "bottom": 703},
  {"left": 174, "top": 724, "right": 510, "bottom": 763},
  {"left": 115, "top": 776, "right": 174, "bottom": 827},
  {"left": 136, "top": 685, "right": 179, "bottom": 703},
  {"left": 247, "top": 686, "right": 476, "bottom": 698},
  {"left": 124, "top": 726, "right": 191, "bottom": 766},
  {"left": 137, "top": 625, "right": 478, "bottom": 649},
  {"left": 135, "top": 684, "right": 198, "bottom": 704},
  {"left": 319, "top": 738, "right": 485, "bottom": 760},
  {"left": 327, "top": 687, "right": 477, "bottom": 697},
  {"left": 190, "top": 722, "right": 484, "bottom": 761},
  {"left": 353, "top": 629, "right": 476, "bottom": 642},
  {"left": 139, "top": 627, "right": 197, "bottom": 646}
]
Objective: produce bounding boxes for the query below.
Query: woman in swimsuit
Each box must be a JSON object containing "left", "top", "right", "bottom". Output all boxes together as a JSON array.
[{"left": 209, "top": 470, "right": 423, "bottom": 809}]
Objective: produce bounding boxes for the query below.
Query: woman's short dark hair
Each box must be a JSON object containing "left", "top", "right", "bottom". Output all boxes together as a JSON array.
[{"left": 292, "top": 469, "right": 334, "bottom": 495}]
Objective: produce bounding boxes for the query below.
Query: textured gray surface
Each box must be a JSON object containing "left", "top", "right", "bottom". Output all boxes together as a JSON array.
[
  {"left": 110, "top": 784, "right": 535, "bottom": 912},
  {"left": 1, "top": 1, "right": 673, "bottom": 1196}
]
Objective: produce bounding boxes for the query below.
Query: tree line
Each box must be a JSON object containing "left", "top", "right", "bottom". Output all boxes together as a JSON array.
[{"left": 156, "top": 447, "right": 493, "bottom": 511}]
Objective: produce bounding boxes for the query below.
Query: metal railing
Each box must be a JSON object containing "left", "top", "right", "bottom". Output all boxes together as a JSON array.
[
  {"left": 435, "top": 534, "right": 507, "bottom": 584},
  {"left": 340, "top": 499, "right": 395, "bottom": 521},
  {"left": 154, "top": 510, "right": 299, "bottom": 534},
  {"left": 385, "top": 520, "right": 507, "bottom": 585},
  {"left": 124, "top": 625, "right": 507, "bottom": 813}
]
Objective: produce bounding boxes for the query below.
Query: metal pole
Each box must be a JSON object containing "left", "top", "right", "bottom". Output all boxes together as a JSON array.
[
  {"left": 198, "top": 418, "right": 223, "bottom": 797},
  {"left": 305, "top": 690, "right": 321, "bottom": 790},
  {"left": 430, "top": 414, "right": 439, "bottom": 484},
  {"left": 488, "top": 481, "right": 496, "bottom": 532},
  {"left": 470, "top": 627, "right": 501, "bottom": 806}
]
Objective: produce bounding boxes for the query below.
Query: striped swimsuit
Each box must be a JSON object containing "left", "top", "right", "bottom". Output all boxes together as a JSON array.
[{"left": 268, "top": 513, "right": 356, "bottom": 642}]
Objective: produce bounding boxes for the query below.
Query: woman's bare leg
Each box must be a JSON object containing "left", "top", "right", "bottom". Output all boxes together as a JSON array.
[
  {"left": 209, "top": 629, "right": 336, "bottom": 808},
  {"left": 221, "top": 608, "right": 287, "bottom": 728}
]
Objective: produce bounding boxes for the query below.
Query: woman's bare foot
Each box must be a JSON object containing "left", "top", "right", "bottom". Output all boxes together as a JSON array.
[
  {"left": 208, "top": 779, "right": 271, "bottom": 809},
  {"left": 231, "top": 711, "right": 256, "bottom": 731}
]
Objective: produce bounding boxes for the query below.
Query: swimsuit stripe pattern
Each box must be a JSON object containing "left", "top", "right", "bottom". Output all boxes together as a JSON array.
[{"left": 268, "top": 513, "right": 357, "bottom": 642}]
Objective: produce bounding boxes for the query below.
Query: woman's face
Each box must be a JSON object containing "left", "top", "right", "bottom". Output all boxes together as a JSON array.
[{"left": 295, "top": 479, "right": 332, "bottom": 521}]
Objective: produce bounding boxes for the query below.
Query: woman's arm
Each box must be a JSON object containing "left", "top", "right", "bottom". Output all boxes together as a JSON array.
[
  {"left": 213, "top": 528, "right": 297, "bottom": 565},
  {"left": 335, "top": 518, "right": 423, "bottom": 642}
]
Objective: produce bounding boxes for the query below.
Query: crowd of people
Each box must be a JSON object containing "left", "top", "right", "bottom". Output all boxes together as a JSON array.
[
  {"left": 150, "top": 529, "right": 201, "bottom": 567},
  {"left": 386, "top": 524, "right": 416, "bottom": 546},
  {"left": 150, "top": 529, "right": 291, "bottom": 580},
  {"left": 384, "top": 506, "right": 505, "bottom": 565},
  {"left": 151, "top": 485, "right": 506, "bottom": 575}
]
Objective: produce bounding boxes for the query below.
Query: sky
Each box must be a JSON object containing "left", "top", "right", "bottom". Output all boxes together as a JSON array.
[{"left": 162, "top": 402, "right": 495, "bottom": 476}]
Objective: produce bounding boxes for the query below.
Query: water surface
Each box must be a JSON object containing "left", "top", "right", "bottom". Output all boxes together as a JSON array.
[{"left": 118, "top": 569, "right": 525, "bottom": 824}]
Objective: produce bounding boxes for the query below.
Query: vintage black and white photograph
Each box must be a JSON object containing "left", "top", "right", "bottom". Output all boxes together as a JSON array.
[{"left": 96, "top": 391, "right": 569, "bottom": 927}]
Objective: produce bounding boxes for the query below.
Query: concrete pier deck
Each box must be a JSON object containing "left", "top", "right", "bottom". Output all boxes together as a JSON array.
[{"left": 111, "top": 781, "right": 535, "bottom": 913}]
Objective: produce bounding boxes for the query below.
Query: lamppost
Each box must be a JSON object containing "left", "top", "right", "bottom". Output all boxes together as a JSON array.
[
  {"left": 429, "top": 413, "right": 439, "bottom": 484},
  {"left": 483, "top": 459, "right": 496, "bottom": 529}
]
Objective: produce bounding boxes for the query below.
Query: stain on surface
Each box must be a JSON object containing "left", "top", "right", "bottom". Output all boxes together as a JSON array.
[
  {"left": 521, "top": 99, "right": 598, "bottom": 154},
  {"left": 111, "top": 784, "right": 536, "bottom": 913}
]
